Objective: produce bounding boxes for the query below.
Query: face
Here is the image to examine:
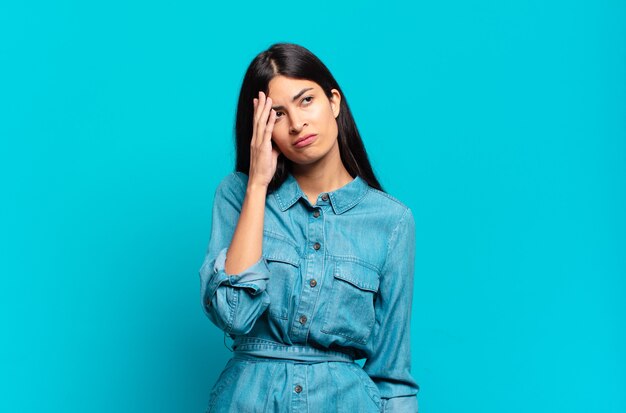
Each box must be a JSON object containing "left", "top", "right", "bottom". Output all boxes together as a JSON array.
[{"left": 267, "top": 75, "right": 341, "bottom": 166}]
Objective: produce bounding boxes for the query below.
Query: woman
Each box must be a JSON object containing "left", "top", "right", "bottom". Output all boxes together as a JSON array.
[{"left": 199, "top": 42, "right": 420, "bottom": 412}]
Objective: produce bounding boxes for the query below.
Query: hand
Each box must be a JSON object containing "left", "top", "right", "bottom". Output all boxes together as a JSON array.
[{"left": 248, "top": 91, "right": 281, "bottom": 188}]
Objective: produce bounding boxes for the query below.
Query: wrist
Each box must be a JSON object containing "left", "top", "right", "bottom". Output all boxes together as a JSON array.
[{"left": 246, "top": 181, "right": 268, "bottom": 195}]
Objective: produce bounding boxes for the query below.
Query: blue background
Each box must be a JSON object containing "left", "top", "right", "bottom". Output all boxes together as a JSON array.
[{"left": 1, "top": 0, "right": 624, "bottom": 412}]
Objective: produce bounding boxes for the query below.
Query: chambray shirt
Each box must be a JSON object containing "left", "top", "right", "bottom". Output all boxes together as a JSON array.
[{"left": 199, "top": 171, "right": 419, "bottom": 412}]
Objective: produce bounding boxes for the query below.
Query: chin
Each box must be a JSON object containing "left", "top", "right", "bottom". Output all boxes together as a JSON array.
[{"left": 285, "top": 153, "right": 323, "bottom": 166}]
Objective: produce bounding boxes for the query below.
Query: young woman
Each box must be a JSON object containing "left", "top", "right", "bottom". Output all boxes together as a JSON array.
[{"left": 199, "top": 43, "right": 420, "bottom": 412}]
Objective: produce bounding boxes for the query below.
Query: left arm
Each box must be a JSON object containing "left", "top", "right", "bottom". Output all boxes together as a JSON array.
[{"left": 362, "top": 207, "right": 420, "bottom": 412}]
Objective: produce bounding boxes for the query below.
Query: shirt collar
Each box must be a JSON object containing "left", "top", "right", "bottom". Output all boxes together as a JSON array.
[{"left": 273, "top": 172, "right": 369, "bottom": 214}]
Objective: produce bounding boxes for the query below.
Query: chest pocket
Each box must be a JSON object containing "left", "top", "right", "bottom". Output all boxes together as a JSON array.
[
  {"left": 321, "top": 259, "right": 380, "bottom": 345},
  {"left": 262, "top": 233, "right": 302, "bottom": 320}
]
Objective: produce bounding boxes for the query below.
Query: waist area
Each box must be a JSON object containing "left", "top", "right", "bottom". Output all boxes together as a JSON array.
[{"left": 232, "top": 337, "right": 356, "bottom": 363}]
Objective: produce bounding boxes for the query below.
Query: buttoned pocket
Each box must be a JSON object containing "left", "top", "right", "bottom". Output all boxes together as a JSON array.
[
  {"left": 262, "top": 233, "right": 301, "bottom": 320},
  {"left": 321, "top": 260, "right": 380, "bottom": 344}
]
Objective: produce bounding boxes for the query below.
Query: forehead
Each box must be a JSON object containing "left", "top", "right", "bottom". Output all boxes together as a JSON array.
[{"left": 267, "top": 76, "right": 321, "bottom": 99}]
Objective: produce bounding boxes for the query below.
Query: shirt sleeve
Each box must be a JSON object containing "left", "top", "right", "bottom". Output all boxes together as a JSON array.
[
  {"left": 362, "top": 207, "right": 420, "bottom": 413},
  {"left": 198, "top": 172, "right": 271, "bottom": 335}
]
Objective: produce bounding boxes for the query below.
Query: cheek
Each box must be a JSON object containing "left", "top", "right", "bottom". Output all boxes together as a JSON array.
[
  {"left": 270, "top": 131, "right": 290, "bottom": 151},
  {"left": 321, "top": 109, "right": 338, "bottom": 135},
  {"left": 310, "top": 105, "right": 328, "bottom": 122}
]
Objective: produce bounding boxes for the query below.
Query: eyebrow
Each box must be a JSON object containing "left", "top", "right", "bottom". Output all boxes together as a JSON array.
[{"left": 271, "top": 87, "right": 314, "bottom": 110}]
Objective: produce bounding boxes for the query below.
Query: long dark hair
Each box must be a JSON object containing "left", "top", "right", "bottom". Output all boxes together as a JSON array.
[{"left": 234, "top": 42, "right": 384, "bottom": 193}]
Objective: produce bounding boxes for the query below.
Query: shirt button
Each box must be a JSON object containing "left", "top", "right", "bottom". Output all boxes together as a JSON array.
[
  {"left": 294, "top": 384, "right": 302, "bottom": 393},
  {"left": 313, "top": 242, "right": 321, "bottom": 250},
  {"left": 299, "top": 315, "right": 307, "bottom": 324},
  {"left": 313, "top": 210, "right": 320, "bottom": 218},
  {"left": 321, "top": 193, "right": 329, "bottom": 201},
  {"left": 309, "top": 279, "right": 317, "bottom": 287}
]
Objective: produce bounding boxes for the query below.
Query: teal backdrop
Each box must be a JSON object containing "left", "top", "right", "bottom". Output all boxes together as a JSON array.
[{"left": 1, "top": 0, "right": 624, "bottom": 412}]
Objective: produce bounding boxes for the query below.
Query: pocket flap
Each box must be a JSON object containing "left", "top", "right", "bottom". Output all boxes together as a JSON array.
[
  {"left": 334, "top": 260, "right": 380, "bottom": 292},
  {"left": 262, "top": 234, "right": 301, "bottom": 266}
]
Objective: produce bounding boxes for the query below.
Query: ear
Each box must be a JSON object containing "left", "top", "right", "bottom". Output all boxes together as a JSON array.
[{"left": 329, "top": 89, "right": 341, "bottom": 118}]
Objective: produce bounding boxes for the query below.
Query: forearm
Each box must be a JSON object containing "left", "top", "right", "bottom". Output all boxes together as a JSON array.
[{"left": 224, "top": 182, "right": 267, "bottom": 275}]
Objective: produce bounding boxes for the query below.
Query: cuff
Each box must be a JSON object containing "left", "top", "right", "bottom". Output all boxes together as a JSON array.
[{"left": 205, "top": 247, "right": 270, "bottom": 300}]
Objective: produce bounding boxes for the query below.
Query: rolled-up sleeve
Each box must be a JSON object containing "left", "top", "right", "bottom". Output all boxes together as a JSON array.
[
  {"left": 199, "top": 172, "right": 271, "bottom": 335},
  {"left": 363, "top": 207, "right": 420, "bottom": 412}
]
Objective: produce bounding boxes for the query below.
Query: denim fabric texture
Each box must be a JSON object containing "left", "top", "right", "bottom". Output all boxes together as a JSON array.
[{"left": 199, "top": 171, "right": 419, "bottom": 412}]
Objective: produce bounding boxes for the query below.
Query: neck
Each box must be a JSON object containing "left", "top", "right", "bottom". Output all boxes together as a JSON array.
[{"left": 291, "top": 143, "right": 353, "bottom": 197}]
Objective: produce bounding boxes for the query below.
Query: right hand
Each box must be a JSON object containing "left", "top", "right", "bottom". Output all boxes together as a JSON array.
[{"left": 248, "top": 91, "right": 281, "bottom": 188}]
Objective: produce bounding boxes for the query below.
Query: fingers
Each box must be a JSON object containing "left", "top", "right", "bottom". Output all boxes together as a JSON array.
[
  {"left": 259, "top": 94, "right": 273, "bottom": 136},
  {"left": 253, "top": 91, "right": 266, "bottom": 124},
  {"left": 251, "top": 96, "right": 259, "bottom": 147},
  {"left": 264, "top": 109, "right": 276, "bottom": 144},
  {"left": 249, "top": 91, "right": 280, "bottom": 183},
  {"left": 252, "top": 91, "right": 273, "bottom": 148}
]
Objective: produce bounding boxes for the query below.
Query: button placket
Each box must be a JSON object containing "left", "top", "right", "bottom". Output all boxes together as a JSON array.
[
  {"left": 289, "top": 203, "right": 325, "bottom": 342},
  {"left": 291, "top": 364, "right": 307, "bottom": 411}
]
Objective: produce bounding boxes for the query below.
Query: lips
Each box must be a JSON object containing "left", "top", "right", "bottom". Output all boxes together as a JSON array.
[{"left": 294, "top": 134, "right": 316, "bottom": 145}]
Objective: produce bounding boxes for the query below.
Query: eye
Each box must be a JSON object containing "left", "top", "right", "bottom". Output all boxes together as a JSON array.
[{"left": 274, "top": 96, "right": 313, "bottom": 121}]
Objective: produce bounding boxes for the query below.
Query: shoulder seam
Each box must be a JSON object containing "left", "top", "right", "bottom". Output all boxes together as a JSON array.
[
  {"left": 214, "top": 172, "right": 247, "bottom": 205},
  {"left": 367, "top": 187, "right": 408, "bottom": 209},
  {"left": 232, "top": 171, "right": 248, "bottom": 188},
  {"left": 381, "top": 206, "right": 411, "bottom": 275}
]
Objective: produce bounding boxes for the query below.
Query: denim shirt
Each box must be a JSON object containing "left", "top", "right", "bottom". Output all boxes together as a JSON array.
[{"left": 199, "top": 171, "right": 420, "bottom": 412}]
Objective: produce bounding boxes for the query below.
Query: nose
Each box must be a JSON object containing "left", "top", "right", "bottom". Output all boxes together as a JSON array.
[{"left": 289, "top": 113, "right": 307, "bottom": 134}]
